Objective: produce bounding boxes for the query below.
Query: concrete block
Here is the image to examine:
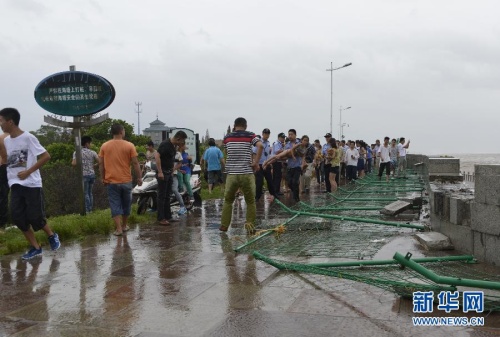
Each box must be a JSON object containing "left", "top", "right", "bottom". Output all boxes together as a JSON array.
[
  {"left": 433, "top": 190, "right": 444, "bottom": 216},
  {"left": 438, "top": 221, "right": 473, "bottom": 253},
  {"left": 449, "top": 197, "right": 472, "bottom": 226},
  {"left": 415, "top": 232, "right": 454, "bottom": 251},
  {"left": 380, "top": 200, "right": 412, "bottom": 215},
  {"left": 472, "top": 231, "right": 486, "bottom": 262},
  {"left": 471, "top": 202, "right": 500, "bottom": 236},
  {"left": 443, "top": 194, "right": 450, "bottom": 220},
  {"left": 473, "top": 178, "right": 488, "bottom": 204},
  {"left": 475, "top": 164, "right": 500, "bottom": 176},
  {"left": 401, "top": 196, "right": 423, "bottom": 207},
  {"left": 428, "top": 173, "right": 463, "bottom": 182},
  {"left": 407, "top": 154, "right": 427, "bottom": 167},
  {"left": 430, "top": 212, "right": 442, "bottom": 232},
  {"left": 463, "top": 200, "right": 472, "bottom": 227},
  {"left": 428, "top": 158, "right": 460, "bottom": 174},
  {"left": 449, "top": 197, "right": 459, "bottom": 225},
  {"left": 473, "top": 231, "right": 500, "bottom": 266},
  {"left": 474, "top": 174, "right": 500, "bottom": 206}
]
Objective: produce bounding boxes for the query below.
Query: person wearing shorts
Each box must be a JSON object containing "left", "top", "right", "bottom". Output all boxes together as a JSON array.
[
  {"left": 201, "top": 138, "right": 225, "bottom": 194},
  {"left": 99, "top": 124, "right": 143, "bottom": 235},
  {"left": 0, "top": 107, "right": 61, "bottom": 260},
  {"left": 208, "top": 170, "right": 224, "bottom": 186}
]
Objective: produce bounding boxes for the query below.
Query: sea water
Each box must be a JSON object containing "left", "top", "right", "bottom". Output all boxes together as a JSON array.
[{"left": 448, "top": 153, "right": 500, "bottom": 174}]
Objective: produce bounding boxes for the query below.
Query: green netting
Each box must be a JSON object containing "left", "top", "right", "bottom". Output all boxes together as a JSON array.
[
  {"left": 238, "top": 216, "right": 413, "bottom": 259},
  {"left": 253, "top": 251, "right": 456, "bottom": 298},
  {"left": 236, "top": 170, "right": 500, "bottom": 311},
  {"left": 253, "top": 252, "right": 500, "bottom": 311}
]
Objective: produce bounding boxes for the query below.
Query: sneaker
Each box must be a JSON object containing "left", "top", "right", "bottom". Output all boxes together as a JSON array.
[
  {"left": 48, "top": 233, "right": 61, "bottom": 251},
  {"left": 178, "top": 207, "right": 188, "bottom": 215},
  {"left": 189, "top": 196, "right": 195, "bottom": 203},
  {"left": 22, "top": 247, "right": 42, "bottom": 260}
]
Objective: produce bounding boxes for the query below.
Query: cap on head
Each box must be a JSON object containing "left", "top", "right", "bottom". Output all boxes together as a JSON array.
[{"left": 324, "top": 133, "right": 332, "bottom": 138}]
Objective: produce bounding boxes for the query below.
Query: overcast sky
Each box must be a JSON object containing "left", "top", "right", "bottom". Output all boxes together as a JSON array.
[{"left": 1, "top": 0, "right": 499, "bottom": 154}]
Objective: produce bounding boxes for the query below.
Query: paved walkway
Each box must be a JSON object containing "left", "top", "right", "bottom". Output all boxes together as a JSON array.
[{"left": 1, "top": 188, "right": 500, "bottom": 336}]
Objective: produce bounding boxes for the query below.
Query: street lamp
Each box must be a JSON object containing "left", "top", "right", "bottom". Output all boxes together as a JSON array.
[
  {"left": 326, "top": 62, "right": 352, "bottom": 134},
  {"left": 340, "top": 122, "right": 350, "bottom": 140},
  {"left": 339, "top": 106, "right": 351, "bottom": 139}
]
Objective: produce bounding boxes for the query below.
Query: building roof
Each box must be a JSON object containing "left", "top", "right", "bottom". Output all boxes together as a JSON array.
[{"left": 143, "top": 118, "right": 174, "bottom": 132}]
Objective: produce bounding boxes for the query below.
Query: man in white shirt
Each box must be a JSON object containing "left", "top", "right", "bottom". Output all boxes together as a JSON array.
[
  {"left": 397, "top": 137, "right": 410, "bottom": 177},
  {"left": 0, "top": 107, "right": 61, "bottom": 260},
  {"left": 344, "top": 141, "right": 359, "bottom": 182},
  {"left": 377, "top": 137, "right": 391, "bottom": 182}
]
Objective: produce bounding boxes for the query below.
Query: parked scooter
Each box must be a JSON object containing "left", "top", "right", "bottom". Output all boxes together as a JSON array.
[{"left": 132, "top": 161, "right": 202, "bottom": 215}]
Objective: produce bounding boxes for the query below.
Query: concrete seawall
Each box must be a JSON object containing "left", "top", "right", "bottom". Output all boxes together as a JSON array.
[{"left": 407, "top": 154, "right": 500, "bottom": 265}]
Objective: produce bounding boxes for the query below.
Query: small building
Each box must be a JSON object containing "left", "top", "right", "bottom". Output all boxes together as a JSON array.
[
  {"left": 142, "top": 118, "right": 172, "bottom": 145},
  {"left": 142, "top": 118, "right": 199, "bottom": 162}
]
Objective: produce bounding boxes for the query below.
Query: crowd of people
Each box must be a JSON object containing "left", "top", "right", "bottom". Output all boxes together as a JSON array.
[
  {"left": 206, "top": 117, "right": 410, "bottom": 234},
  {"left": 0, "top": 107, "right": 196, "bottom": 260},
  {"left": 0, "top": 109, "right": 412, "bottom": 259}
]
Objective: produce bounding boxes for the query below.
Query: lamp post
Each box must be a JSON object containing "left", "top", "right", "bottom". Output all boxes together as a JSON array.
[
  {"left": 340, "top": 122, "right": 349, "bottom": 140},
  {"left": 339, "top": 106, "right": 351, "bottom": 139},
  {"left": 326, "top": 62, "right": 352, "bottom": 134}
]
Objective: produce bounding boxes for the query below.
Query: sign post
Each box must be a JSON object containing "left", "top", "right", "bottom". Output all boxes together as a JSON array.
[{"left": 34, "top": 66, "right": 115, "bottom": 215}]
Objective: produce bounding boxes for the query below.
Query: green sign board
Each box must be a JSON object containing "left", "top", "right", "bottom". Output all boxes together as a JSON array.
[{"left": 34, "top": 71, "right": 115, "bottom": 117}]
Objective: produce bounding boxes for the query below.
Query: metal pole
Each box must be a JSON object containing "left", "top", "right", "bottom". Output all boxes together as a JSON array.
[
  {"left": 70, "top": 65, "right": 86, "bottom": 216},
  {"left": 330, "top": 62, "right": 333, "bottom": 134},
  {"left": 326, "top": 62, "right": 351, "bottom": 135},
  {"left": 306, "top": 254, "right": 476, "bottom": 268},
  {"left": 273, "top": 199, "right": 426, "bottom": 230},
  {"left": 394, "top": 252, "right": 500, "bottom": 290},
  {"left": 339, "top": 106, "right": 342, "bottom": 139}
]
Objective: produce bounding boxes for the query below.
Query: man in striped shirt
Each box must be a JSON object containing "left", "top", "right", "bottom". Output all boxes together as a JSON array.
[{"left": 219, "top": 117, "right": 263, "bottom": 234}]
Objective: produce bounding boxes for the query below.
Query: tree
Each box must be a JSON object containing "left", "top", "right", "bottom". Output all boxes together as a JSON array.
[
  {"left": 83, "top": 118, "right": 150, "bottom": 146},
  {"left": 31, "top": 125, "right": 72, "bottom": 147},
  {"left": 205, "top": 129, "right": 210, "bottom": 144},
  {"left": 44, "top": 143, "right": 75, "bottom": 167}
]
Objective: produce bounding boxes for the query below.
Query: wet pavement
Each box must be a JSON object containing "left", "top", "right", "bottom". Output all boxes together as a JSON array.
[{"left": 1, "top": 185, "right": 500, "bottom": 336}]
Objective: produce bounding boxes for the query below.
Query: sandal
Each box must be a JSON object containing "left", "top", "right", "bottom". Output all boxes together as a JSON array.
[
  {"left": 122, "top": 226, "right": 130, "bottom": 232},
  {"left": 113, "top": 231, "right": 123, "bottom": 236},
  {"left": 158, "top": 220, "right": 170, "bottom": 225}
]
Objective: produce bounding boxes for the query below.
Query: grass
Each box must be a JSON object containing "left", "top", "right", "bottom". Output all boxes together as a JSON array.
[
  {"left": 199, "top": 179, "right": 225, "bottom": 200},
  {"left": 0, "top": 205, "right": 153, "bottom": 257},
  {"left": 0, "top": 182, "right": 226, "bottom": 257}
]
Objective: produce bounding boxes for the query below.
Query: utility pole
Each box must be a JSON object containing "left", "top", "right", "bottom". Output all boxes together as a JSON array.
[
  {"left": 326, "top": 62, "right": 334, "bottom": 134},
  {"left": 135, "top": 102, "right": 142, "bottom": 135}
]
